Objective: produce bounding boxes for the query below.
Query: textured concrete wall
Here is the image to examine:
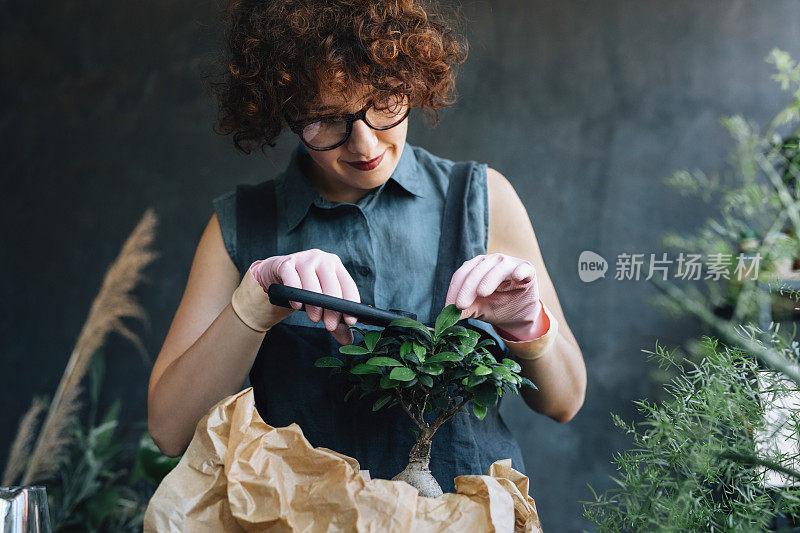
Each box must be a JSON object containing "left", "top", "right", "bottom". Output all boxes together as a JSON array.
[{"left": 2, "top": 0, "right": 799, "bottom": 530}]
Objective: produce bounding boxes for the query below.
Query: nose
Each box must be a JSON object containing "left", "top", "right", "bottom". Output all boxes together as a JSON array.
[{"left": 345, "top": 118, "right": 379, "bottom": 157}]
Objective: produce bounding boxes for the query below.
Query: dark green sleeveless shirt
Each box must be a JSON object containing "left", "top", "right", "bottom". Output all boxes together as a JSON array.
[{"left": 213, "top": 141, "right": 527, "bottom": 493}]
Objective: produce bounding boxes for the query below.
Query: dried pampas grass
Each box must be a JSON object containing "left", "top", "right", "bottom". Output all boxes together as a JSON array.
[
  {"left": 1, "top": 208, "right": 159, "bottom": 486},
  {"left": 2, "top": 397, "right": 46, "bottom": 486}
]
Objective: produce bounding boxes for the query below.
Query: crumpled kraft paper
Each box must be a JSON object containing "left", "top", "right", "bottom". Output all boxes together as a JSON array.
[{"left": 144, "top": 388, "right": 542, "bottom": 533}]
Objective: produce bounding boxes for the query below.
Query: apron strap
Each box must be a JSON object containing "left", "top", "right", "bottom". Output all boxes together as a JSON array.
[
  {"left": 235, "top": 179, "right": 279, "bottom": 276},
  {"left": 427, "top": 161, "right": 477, "bottom": 323}
]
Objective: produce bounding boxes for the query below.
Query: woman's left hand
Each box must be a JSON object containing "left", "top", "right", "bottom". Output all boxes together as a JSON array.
[{"left": 444, "top": 253, "right": 546, "bottom": 341}]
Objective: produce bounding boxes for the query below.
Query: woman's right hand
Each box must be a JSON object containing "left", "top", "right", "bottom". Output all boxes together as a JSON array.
[{"left": 241, "top": 249, "right": 361, "bottom": 345}]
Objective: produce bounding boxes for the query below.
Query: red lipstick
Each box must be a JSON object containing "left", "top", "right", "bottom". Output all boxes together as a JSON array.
[{"left": 346, "top": 150, "right": 385, "bottom": 171}]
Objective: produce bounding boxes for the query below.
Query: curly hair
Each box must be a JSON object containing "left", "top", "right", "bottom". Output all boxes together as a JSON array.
[{"left": 211, "top": 0, "right": 469, "bottom": 155}]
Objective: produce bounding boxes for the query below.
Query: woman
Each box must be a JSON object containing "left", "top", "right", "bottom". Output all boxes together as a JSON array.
[{"left": 147, "top": 0, "right": 585, "bottom": 494}]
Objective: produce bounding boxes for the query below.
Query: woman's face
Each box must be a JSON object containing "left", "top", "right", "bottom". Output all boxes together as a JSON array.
[{"left": 300, "top": 84, "right": 410, "bottom": 204}]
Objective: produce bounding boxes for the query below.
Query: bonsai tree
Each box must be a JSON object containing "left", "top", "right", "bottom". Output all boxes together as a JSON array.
[{"left": 314, "top": 303, "right": 535, "bottom": 497}]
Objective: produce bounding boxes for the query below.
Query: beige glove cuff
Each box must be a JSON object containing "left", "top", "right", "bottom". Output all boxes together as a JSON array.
[
  {"left": 498, "top": 301, "right": 559, "bottom": 360},
  {"left": 231, "top": 268, "right": 273, "bottom": 333}
]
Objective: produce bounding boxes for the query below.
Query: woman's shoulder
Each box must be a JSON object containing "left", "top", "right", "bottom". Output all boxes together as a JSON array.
[
  {"left": 408, "top": 143, "right": 459, "bottom": 174},
  {"left": 406, "top": 143, "right": 489, "bottom": 195},
  {"left": 407, "top": 143, "right": 490, "bottom": 252}
]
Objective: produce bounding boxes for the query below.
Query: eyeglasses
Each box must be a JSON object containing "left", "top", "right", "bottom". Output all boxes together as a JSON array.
[{"left": 285, "top": 96, "right": 410, "bottom": 151}]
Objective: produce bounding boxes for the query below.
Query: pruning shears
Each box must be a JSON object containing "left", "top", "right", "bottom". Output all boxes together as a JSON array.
[
  {"left": 266, "top": 283, "right": 506, "bottom": 358},
  {"left": 267, "top": 283, "right": 434, "bottom": 333}
]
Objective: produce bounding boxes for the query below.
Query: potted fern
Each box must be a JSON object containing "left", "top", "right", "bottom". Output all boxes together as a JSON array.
[{"left": 314, "top": 303, "right": 535, "bottom": 497}]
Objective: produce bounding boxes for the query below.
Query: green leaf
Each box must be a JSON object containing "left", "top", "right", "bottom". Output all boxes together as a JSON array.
[
  {"left": 519, "top": 377, "right": 537, "bottom": 390},
  {"left": 473, "top": 402, "right": 487, "bottom": 420},
  {"left": 380, "top": 375, "right": 401, "bottom": 389},
  {"left": 420, "top": 363, "right": 444, "bottom": 376},
  {"left": 475, "top": 383, "right": 499, "bottom": 409},
  {"left": 473, "top": 365, "right": 492, "bottom": 376},
  {"left": 467, "top": 374, "right": 488, "bottom": 386},
  {"left": 137, "top": 432, "right": 181, "bottom": 485},
  {"left": 315, "top": 357, "right": 344, "bottom": 368},
  {"left": 419, "top": 374, "right": 434, "bottom": 388},
  {"left": 340, "top": 344, "right": 370, "bottom": 355},
  {"left": 388, "top": 317, "right": 433, "bottom": 341},
  {"left": 441, "top": 324, "right": 471, "bottom": 338},
  {"left": 412, "top": 342, "right": 427, "bottom": 363},
  {"left": 402, "top": 376, "right": 419, "bottom": 388},
  {"left": 372, "top": 394, "right": 393, "bottom": 411},
  {"left": 351, "top": 363, "right": 382, "bottom": 375},
  {"left": 361, "top": 373, "right": 381, "bottom": 391},
  {"left": 367, "top": 356, "right": 403, "bottom": 367},
  {"left": 435, "top": 304, "right": 463, "bottom": 338},
  {"left": 459, "top": 332, "right": 480, "bottom": 354},
  {"left": 390, "top": 367, "right": 416, "bottom": 381},
  {"left": 502, "top": 358, "right": 522, "bottom": 373},
  {"left": 376, "top": 336, "right": 394, "bottom": 349},
  {"left": 476, "top": 338, "right": 497, "bottom": 350},
  {"left": 492, "top": 366, "right": 512, "bottom": 381},
  {"left": 344, "top": 385, "right": 357, "bottom": 402},
  {"left": 399, "top": 341, "right": 413, "bottom": 358},
  {"left": 427, "top": 351, "right": 463, "bottom": 363},
  {"left": 101, "top": 398, "right": 121, "bottom": 427},
  {"left": 365, "top": 331, "right": 382, "bottom": 352},
  {"left": 452, "top": 368, "right": 471, "bottom": 379}
]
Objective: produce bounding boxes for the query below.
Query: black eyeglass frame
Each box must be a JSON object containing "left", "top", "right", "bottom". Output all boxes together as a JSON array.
[{"left": 284, "top": 99, "right": 411, "bottom": 151}]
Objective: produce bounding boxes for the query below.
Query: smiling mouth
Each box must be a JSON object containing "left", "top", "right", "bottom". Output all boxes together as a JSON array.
[
  {"left": 347, "top": 152, "right": 383, "bottom": 164},
  {"left": 345, "top": 149, "right": 386, "bottom": 170}
]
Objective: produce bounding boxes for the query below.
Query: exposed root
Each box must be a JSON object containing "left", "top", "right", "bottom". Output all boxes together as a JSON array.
[{"left": 391, "top": 438, "right": 443, "bottom": 498}]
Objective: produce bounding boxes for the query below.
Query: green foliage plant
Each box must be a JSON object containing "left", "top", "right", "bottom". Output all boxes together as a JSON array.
[
  {"left": 2, "top": 210, "right": 180, "bottom": 531},
  {"left": 582, "top": 335, "right": 800, "bottom": 532},
  {"left": 583, "top": 50, "right": 800, "bottom": 532},
  {"left": 314, "top": 303, "right": 535, "bottom": 497},
  {"left": 656, "top": 49, "right": 800, "bottom": 328},
  {"left": 47, "top": 355, "right": 180, "bottom": 532}
]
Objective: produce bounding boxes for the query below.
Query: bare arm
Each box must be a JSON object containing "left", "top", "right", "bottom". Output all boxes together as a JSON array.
[
  {"left": 147, "top": 213, "right": 266, "bottom": 456},
  {"left": 486, "top": 167, "right": 586, "bottom": 423}
]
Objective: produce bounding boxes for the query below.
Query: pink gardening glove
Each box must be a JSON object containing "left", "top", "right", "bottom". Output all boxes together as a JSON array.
[
  {"left": 250, "top": 249, "right": 361, "bottom": 345},
  {"left": 444, "top": 253, "right": 548, "bottom": 342}
]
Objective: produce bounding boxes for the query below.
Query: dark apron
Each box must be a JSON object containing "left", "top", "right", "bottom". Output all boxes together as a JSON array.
[{"left": 232, "top": 160, "right": 527, "bottom": 493}]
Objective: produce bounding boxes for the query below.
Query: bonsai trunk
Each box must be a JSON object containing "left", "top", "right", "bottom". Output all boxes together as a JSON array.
[{"left": 391, "top": 434, "right": 443, "bottom": 498}]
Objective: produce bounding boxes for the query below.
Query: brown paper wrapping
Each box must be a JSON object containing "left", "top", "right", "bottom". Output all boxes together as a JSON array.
[{"left": 144, "top": 388, "right": 542, "bottom": 532}]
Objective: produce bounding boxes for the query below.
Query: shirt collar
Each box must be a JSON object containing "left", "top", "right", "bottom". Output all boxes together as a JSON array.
[{"left": 278, "top": 142, "right": 424, "bottom": 234}]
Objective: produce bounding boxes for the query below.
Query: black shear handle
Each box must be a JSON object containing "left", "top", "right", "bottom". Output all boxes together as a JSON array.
[{"left": 267, "top": 283, "right": 417, "bottom": 328}]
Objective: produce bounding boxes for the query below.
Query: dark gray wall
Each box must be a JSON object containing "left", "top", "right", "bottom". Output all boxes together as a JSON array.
[{"left": 3, "top": 0, "right": 799, "bottom": 530}]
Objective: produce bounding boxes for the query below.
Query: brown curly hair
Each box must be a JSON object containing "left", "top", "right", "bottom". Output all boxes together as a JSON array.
[{"left": 211, "top": 0, "right": 469, "bottom": 155}]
